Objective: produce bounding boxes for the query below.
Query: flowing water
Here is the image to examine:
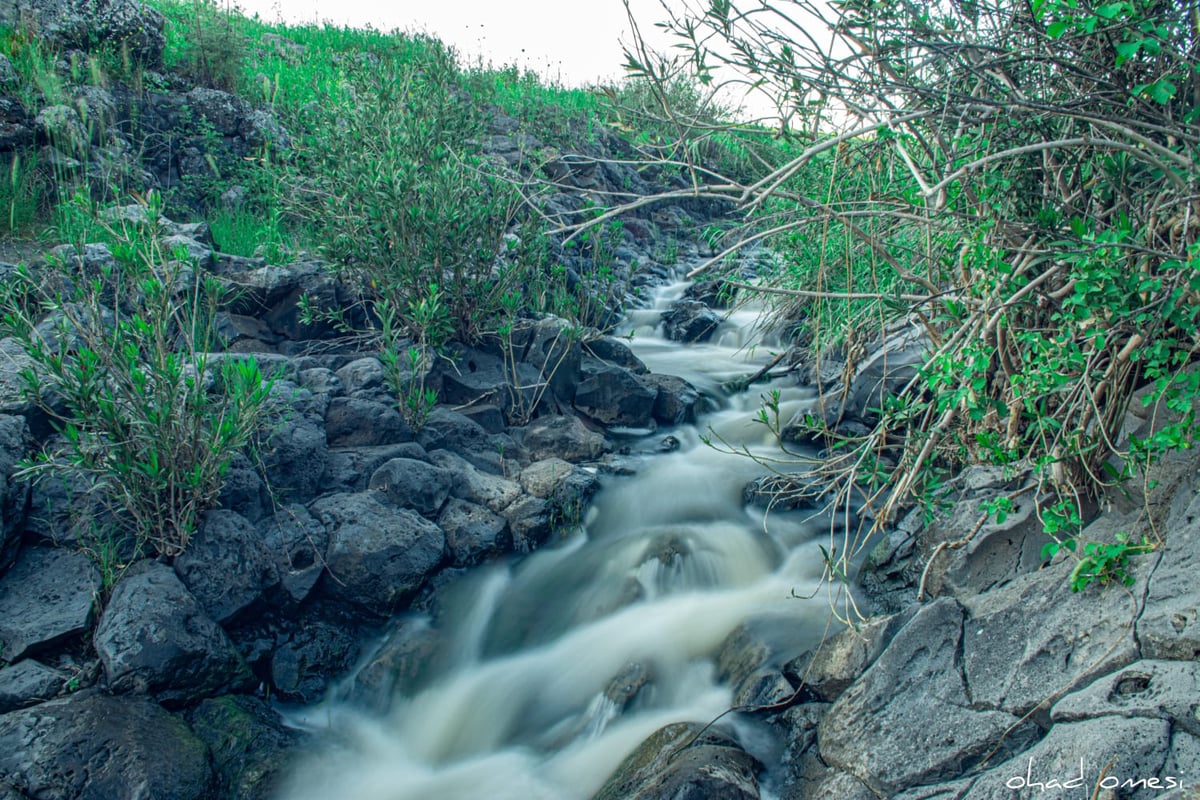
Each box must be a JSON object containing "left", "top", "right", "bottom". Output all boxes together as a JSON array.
[{"left": 278, "top": 270, "right": 835, "bottom": 800}]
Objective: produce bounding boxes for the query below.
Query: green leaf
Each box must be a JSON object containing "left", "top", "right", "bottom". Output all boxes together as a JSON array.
[
  {"left": 1046, "top": 20, "right": 1070, "bottom": 38},
  {"left": 1094, "top": 2, "right": 1126, "bottom": 19}
]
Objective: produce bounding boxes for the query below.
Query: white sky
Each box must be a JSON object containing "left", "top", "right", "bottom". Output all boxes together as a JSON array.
[{"left": 234, "top": 0, "right": 683, "bottom": 87}]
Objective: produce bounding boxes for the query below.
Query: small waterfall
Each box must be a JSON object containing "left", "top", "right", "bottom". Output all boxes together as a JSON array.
[{"left": 277, "top": 265, "right": 830, "bottom": 800}]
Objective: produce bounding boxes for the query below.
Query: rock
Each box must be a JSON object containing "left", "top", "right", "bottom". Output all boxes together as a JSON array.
[
  {"left": 500, "top": 494, "right": 553, "bottom": 553},
  {"left": 0, "top": 338, "right": 39, "bottom": 417},
  {"left": 417, "top": 407, "right": 504, "bottom": 473},
  {"left": 183, "top": 87, "right": 250, "bottom": 136},
  {"left": 520, "top": 414, "right": 608, "bottom": 462},
  {"left": 368, "top": 457, "right": 453, "bottom": 517},
  {"left": 1139, "top": 490, "right": 1200, "bottom": 661},
  {"left": 187, "top": 695, "right": 302, "bottom": 800},
  {"left": 0, "top": 547, "right": 100, "bottom": 662},
  {"left": 818, "top": 598, "right": 1039, "bottom": 796},
  {"left": 439, "top": 345, "right": 538, "bottom": 417},
  {"left": 584, "top": 337, "right": 649, "bottom": 374},
  {"left": 430, "top": 450, "right": 523, "bottom": 513},
  {"left": 0, "top": 660, "right": 67, "bottom": 713},
  {"left": 160, "top": 234, "right": 213, "bottom": 266},
  {"left": 0, "top": 414, "right": 29, "bottom": 573},
  {"left": 644, "top": 373, "right": 702, "bottom": 426},
  {"left": 335, "top": 356, "right": 388, "bottom": 399},
  {"left": 93, "top": 561, "right": 253, "bottom": 705},
  {"left": 959, "top": 558, "right": 1139, "bottom": 716},
  {"left": 783, "top": 614, "right": 901, "bottom": 703},
  {"left": 574, "top": 362, "right": 657, "bottom": 427},
  {"left": 262, "top": 382, "right": 329, "bottom": 499},
  {"left": 592, "top": 722, "right": 760, "bottom": 800},
  {"left": 1050, "top": 659, "right": 1200, "bottom": 737},
  {"left": 0, "top": 96, "right": 32, "bottom": 150},
  {"left": 343, "top": 618, "right": 443, "bottom": 710},
  {"left": 267, "top": 617, "right": 362, "bottom": 704},
  {"left": 0, "top": 691, "right": 213, "bottom": 800},
  {"left": 662, "top": 298, "right": 722, "bottom": 343},
  {"left": 174, "top": 510, "right": 278, "bottom": 624},
  {"left": 822, "top": 323, "right": 927, "bottom": 431},
  {"left": 216, "top": 452, "right": 270, "bottom": 522},
  {"left": 955, "top": 716, "right": 1183, "bottom": 799},
  {"left": 321, "top": 442, "right": 430, "bottom": 494},
  {"left": 260, "top": 504, "right": 328, "bottom": 606},
  {"left": 310, "top": 492, "right": 445, "bottom": 615},
  {"left": 35, "top": 104, "right": 89, "bottom": 156},
  {"left": 325, "top": 396, "right": 412, "bottom": 447},
  {"left": 438, "top": 498, "right": 511, "bottom": 566}
]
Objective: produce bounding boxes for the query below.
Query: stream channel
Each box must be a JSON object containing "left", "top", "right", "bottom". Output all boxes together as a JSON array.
[{"left": 279, "top": 266, "right": 838, "bottom": 800}]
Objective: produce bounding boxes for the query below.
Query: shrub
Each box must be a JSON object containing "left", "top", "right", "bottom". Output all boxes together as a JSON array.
[{"left": 0, "top": 194, "right": 275, "bottom": 560}]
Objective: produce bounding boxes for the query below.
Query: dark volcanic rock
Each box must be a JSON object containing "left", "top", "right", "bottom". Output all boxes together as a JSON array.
[
  {"left": 310, "top": 492, "right": 445, "bottom": 615},
  {"left": 438, "top": 498, "right": 511, "bottom": 566},
  {"left": 0, "top": 547, "right": 100, "bottom": 662},
  {"left": 520, "top": 414, "right": 608, "bottom": 462},
  {"left": 368, "top": 456, "right": 453, "bottom": 517},
  {"left": 644, "top": 373, "right": 702, "bottom": 426},
  {"left": 592, "top": 722, "right": 760, "bottom": 800},
  {"left": 574, "top": 363, "right": 657, "bottom": 427},
  {"left": 188, "top": 695, "right": 302, "bottom": 800},
  {"left": 0, "top": 690, "right": 213, "bottom": 800},
  {"left": 0, "top": 414, "right": 27, "bottom": 573},
  {"left": 661, "top": 298, "right": 721, "bottom": 343},
  {"left": 321, "top": 442, "right": 431, "bottom": 494},
  {"left": 174, "top": 509, "right": 279, "bottom": 624},
  {"left": 260, "top": 504, "right": 328, "bottom": 606},
  {"left": 325, "top": 396, "right": 413, "bottom": 447},
  {"left": 261, "top": 383, "right": 329, "bottom": 500},
  {"left": 0, "top": 660, "right": 68, "bottom": 713},
  {"left": 93, "top": 561, "right": 254, "bottom": 705},
  {"left": 267, "top": 617, "right": 362, "bottom": 704}
]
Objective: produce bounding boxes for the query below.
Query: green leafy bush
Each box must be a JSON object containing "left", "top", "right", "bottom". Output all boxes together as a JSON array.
[{"left": 1, "top": 194, "right": 274, "bottom": 561}]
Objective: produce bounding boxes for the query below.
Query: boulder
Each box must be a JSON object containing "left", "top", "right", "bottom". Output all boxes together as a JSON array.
[
  {"left": 267, "top": 617, "right": 362, "bottom": 704},
  {"left": 1139, "top": 490, "right": 1200, "bottom": 661},
  {"left": 661, "top": 298, "right": 721, "bottom": 343},
  {"left": 310, "top": 492, "right": 445, "bottom": 615},
  {"left": 368, "top": 457, "right": 453, "bottom": 517},
  {"left": 260, "top": 504, "right": 328, "bottom": 606},
  {"left": 417, "top": 407, "right": 505, "bottom": 473},
  {"left": 574, "top": 363, "right": 657, "bottom": 428},
  {"left": 0, "top": 660, "right": 67, "bottom": 713},
  {"left": 438, "top": 498, "right": 511, "bottom": 566},
  {"left": 644, "top": 373, "right": 702, "bottom": 426},
  {"left": 783, "top": 614, "right": 902, "bottom": 703},
  {"left": 334, "top": 356, "right": 388, "bottom": 399},
  {"left": 343, "top": 618, "right": 443, "bottom": 711},
  {"left": 325, "top": 396, "right": 412, "bottom": 447},
  {"left": 520, "top": 414, "right": 608, "bottom": 462},
  {"left": 0, "top": 691, "right": 213, "bottom": 800},
  {"left": 174, "top": 509, "right": 279, "bottom": 624},
  {"left": 430, "top": 450, "right": 523, "bottom": 513},
  {"left": 261, "top": 382, "right": 329, "bottom": 499},
  {"left": 93, "top": 561, "right": 253, "bottom": 705},
  {"left": 0, "top": 547, "right": 100, "bottom": 662},
  {"left": 592, "top": 722, "right": 760, "bottom": 800},
  {"left": 0, "top": 414, "right": 29, "bottom": 573},
  {"left": 0, "top": 95, "right": 32, "bottom": 150},
  {"left": 216, "top": 452, "right": 270, "bottom": 522},
  {"left": 187, "top": 695, "right": 302, "bottom": 800},
  {"left": 818, "top": 598, "right": 1039, "bottom": 796},
  {"left": 321, "top": 442, "right": 430, "bottom": 494},
  {"left": 821, "top": 323, "right": 927, "bottom": 431},
  {"left": 584, "top": 336, "right": 649, "bottom": 374}
]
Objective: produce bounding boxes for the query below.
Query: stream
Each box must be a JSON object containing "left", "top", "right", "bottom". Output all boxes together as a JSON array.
[{"left": 277, "top": 269, "right": 835, "bottom": 800}]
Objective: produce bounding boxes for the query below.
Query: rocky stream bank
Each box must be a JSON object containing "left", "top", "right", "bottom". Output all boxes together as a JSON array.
[{"left": 0, "top": 2, "right": 1196, "bottom": 799}]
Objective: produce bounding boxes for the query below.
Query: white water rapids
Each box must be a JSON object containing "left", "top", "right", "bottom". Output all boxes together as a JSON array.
[{"left": 277, "top": 275, "right": 836, "bottom": 800}]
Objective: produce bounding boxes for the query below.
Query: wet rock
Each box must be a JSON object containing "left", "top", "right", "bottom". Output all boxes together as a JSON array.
[
  {"left": 268, "top": 617, "right": 362, "bottom": 704},
  {"left": 0, "top": 660, "right": 67, "bottom": 713},
  {"left": 174, "top": 509, "right": 279, "bottom": 624},
  {"left": 325, "top": 396, "right": 412, "bottom": 447},
  {"left": 368, "top": 456, "right": 453, "bottom": 517},
  {"left": 430, "top": 450, "right": 523, "bottom": 513},
  {"left": 93, "top": 561, "right": 254, "bottom": 705},
  {"left": 574, "top": 362, "right": 657, "bottom": 427},
  {"left": 584, "top": 336, "right": 649, "bottom": 374},
  {"left": 592, "top": 721, "right": 760, "bottom": 800},
  {"left": 187, "top": 695, "right": 302, "bottom": 800},
  {"left": 0, "top": 691, "right": 213, "bottom": 800},
  {"left": 500, "top": 494, "right": 554, "bottom": 553},
  {"left": 644, "top": 373, "right": 702, "bottom": 426},
  {"left": 0, "top": 414, "right": 29, "bottom": 573},
  {"left": 662, "top": 298, "right": 721, "bottom": 343},
  {"left": 0, "top": 547, "right": 100, "bottom": 662},
  {"left": 818, "top": 598, "right": 1039, "bottom": 796},
  {"left": 322, "top": 442, "right": 431, "bottom": 493},
  {"left": 310, "top": 492, "right": 445, "bottom": 615},
  {"left": 260, "top": 504, "right": 328, "bottom": 606},
  {"left": 344, "top": 618, "right": 443, "bottom": 710},
  {"left": 438, "top": 498, "right": 511, "bottom": 566},
  {"left": 521, "top": 414, "right": 608, "bottom": 462}
]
